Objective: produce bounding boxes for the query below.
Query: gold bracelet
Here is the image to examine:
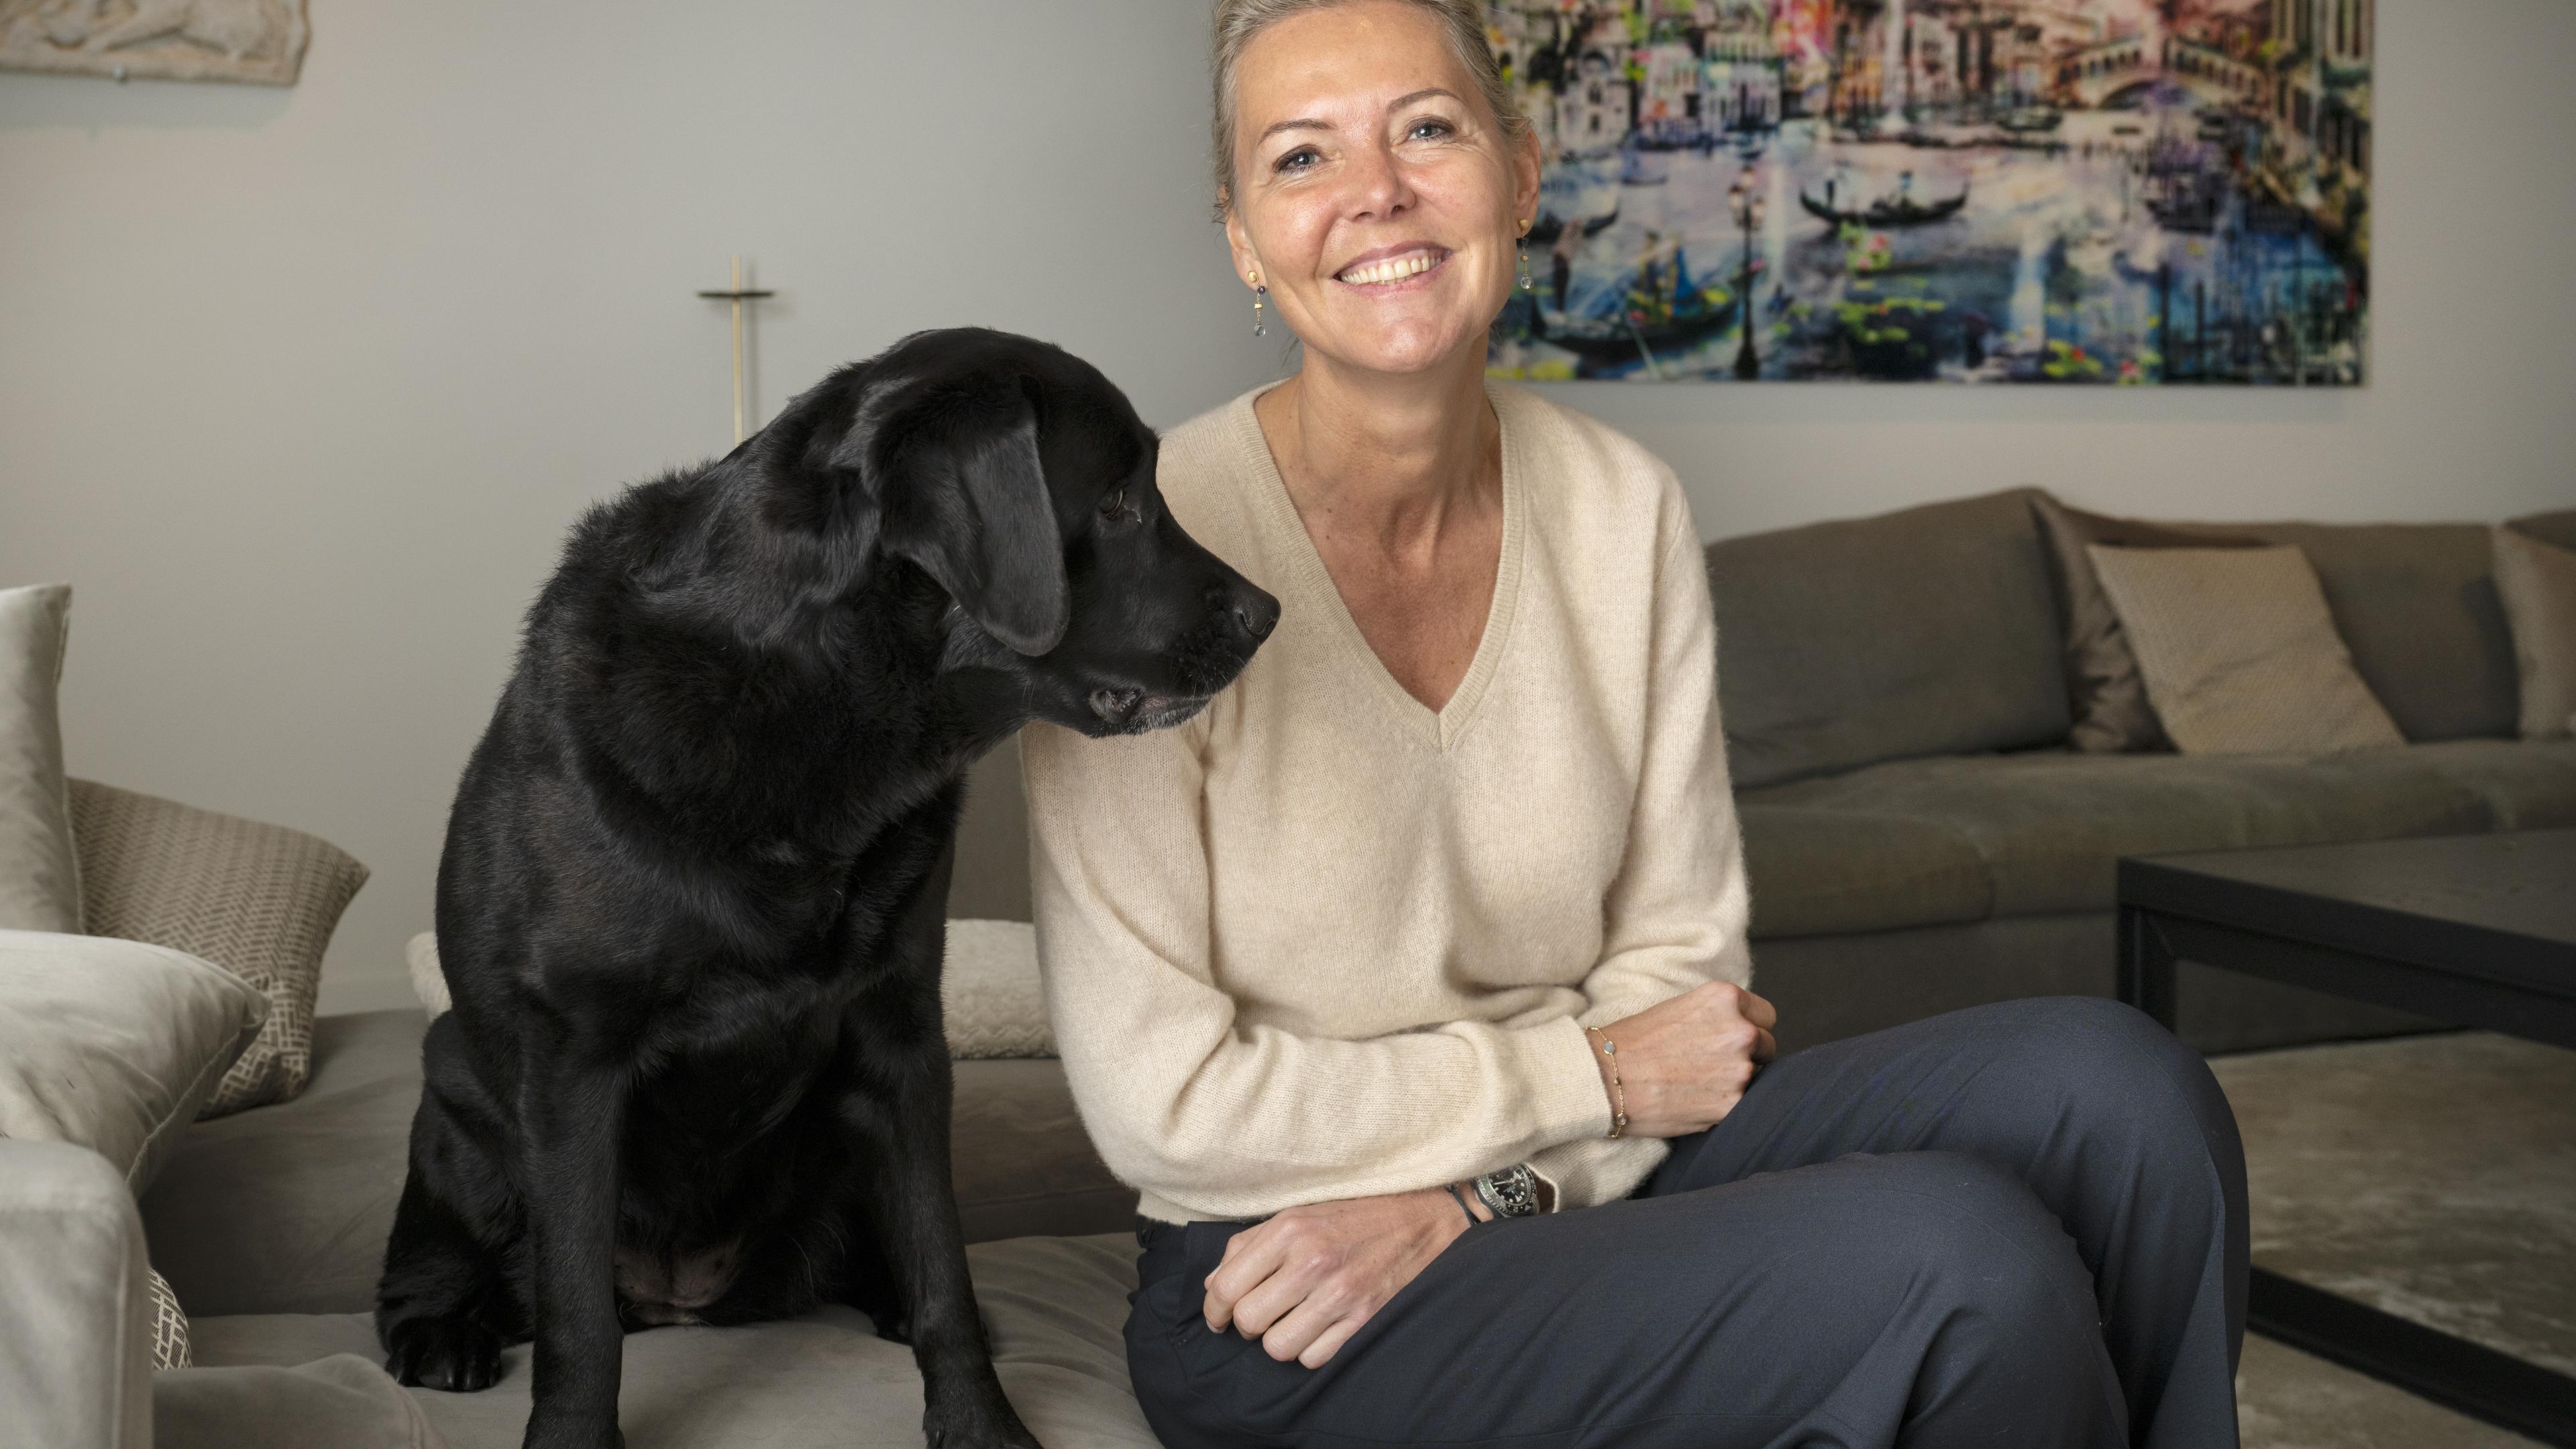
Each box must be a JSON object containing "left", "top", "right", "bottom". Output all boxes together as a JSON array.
[{"left": 1584, "top": 1025, "right": 1629, "bottom": 1139}]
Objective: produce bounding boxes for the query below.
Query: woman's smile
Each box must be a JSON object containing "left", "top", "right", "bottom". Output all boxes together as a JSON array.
[{"left": 1333, "top": 244, "right": 1452, "bottom": 289}]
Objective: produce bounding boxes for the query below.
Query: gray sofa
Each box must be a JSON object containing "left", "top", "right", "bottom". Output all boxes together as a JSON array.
[
  {"left": 15, "top": 488, "right": 2573, "bottom": 1447},
  {"left": 947, "top": 487, "right": 2576, "bottom": 1056}
]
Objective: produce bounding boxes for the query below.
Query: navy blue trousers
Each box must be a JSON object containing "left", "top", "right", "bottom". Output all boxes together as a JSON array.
[{"left": 1124, "top": 997, "right": 2249, "bottom": 1448}]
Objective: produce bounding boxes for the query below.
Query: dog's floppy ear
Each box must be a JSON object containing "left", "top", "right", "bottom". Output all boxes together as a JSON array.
[{"left": 849, "top": 370, "right": 1069, "bottom": 657}]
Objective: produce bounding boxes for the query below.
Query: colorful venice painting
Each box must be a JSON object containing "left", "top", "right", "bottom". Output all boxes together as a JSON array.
[{"left": 1484, "top": 1, "right": 2371, "bottom": 384}]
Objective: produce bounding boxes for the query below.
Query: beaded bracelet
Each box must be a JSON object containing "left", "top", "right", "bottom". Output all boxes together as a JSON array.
[{"left": 1584, "top": 1024, "right": 1629, "bottom": 1139}]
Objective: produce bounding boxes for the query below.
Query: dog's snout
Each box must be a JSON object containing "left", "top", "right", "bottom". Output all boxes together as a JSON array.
[
  {"left": 1089, "top": 686, "right": 1144, "bottom": 722},
  {"left": 1228, "top": 586, "right": 1280, "bottom": 643}
]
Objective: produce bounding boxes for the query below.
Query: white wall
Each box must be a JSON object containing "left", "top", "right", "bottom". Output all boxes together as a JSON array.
[{"left": 5, "top": 1, "right": 2570, "bottom": 1013}]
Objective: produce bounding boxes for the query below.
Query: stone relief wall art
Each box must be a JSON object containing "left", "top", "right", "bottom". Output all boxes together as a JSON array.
[{"left": 1, "top": 0, "right": 308, "bottom": 85}]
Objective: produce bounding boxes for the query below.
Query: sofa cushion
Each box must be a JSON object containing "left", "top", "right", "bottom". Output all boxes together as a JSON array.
[
  {"left": 2027, "top": 493, "right": 2265, "bottom": 753},
  {"left": 2403, "top": 738, "right": 2576, "bottom": 830},
  {"left": 0, "top": 930, "right": 268, "bottom": 1194},
  {"left": 2204, "top": 521, "right": 2520, "bottom": 743},
  {"left": 186, "top": 1234, "right": 1159, "bottom": 1449},
  {"left": 2493, "top": 527, "right": 2576, "bottom": 739},
  {"left": 1735, "top": 804, "right": 1989, "bottom": 939},
  {"left": 69, "top": 778, "right": 370, "bottom": 1118},
  {"left": 142, "top": 1009, "right": 419, "bottom": 1318},
  {"left": 0, "top": 582, "right": 82, "bottom": 934},
  {"left": 154, "top": 1354, "right": 444, "bottom": 1449},
  {"left": 2511, "top": 508, "right": 2576, "bottom": 550},
  {"left": 1705, "top": 488, "right": 2070, "bottom": 788},
  {"left": 2088, "top": 544, "right": 2404, "bottom": 757},
  {"left": 142, "top": 1010, "right": 1131, "bottom": 1318},
  {"left": 1744, "top": 746, "right": 2493, "bottom": 917}
]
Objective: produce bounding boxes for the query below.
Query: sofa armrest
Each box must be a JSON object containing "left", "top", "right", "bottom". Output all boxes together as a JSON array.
[{"left": 0, "top": 1138, "right": 152, "bottom": 1449}]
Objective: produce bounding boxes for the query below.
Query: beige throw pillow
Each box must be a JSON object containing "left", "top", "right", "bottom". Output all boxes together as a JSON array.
[
  {"left": 68, "top": 780, "right": 368, "bottom": 1118},
  {"left": 0, "top": 929, "right": 266, "bottom": 1193},
  {"left": 2493, "top": 527, "right": 2576, "bottom": 739},
  {"left": 2028, "top": 494, "right": 2266, "bottom": 752},
  {"left": 2088, "top": 544, "right": 2406, "bottom": 756},
  {"left": 410, "top": 918, "right": 1056, "bottom": 1059},
  {"left": 1, "top": 584, "right": 83, "bottom": 934}
]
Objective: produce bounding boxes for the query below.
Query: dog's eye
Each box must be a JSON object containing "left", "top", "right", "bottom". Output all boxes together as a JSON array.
[{"left": 1098, "top": 489, "right": 1138, "bottom": 524}]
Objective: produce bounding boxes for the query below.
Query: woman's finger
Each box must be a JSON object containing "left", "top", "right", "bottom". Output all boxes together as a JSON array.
[
  {"left": 1737, "top": 989, "right": 1779, "bottom": 1032},
  {"left": 1751, "top": 1025, "right": 1778, "bottom": 1063},
  {"left": 1228, "top": 1256, "right": 1316, "bottom": 1340},
  {"left": 1257, "top": 1291, "right": 1346, "bottom": 1364},
  {"left": 1294, "top": 1305, "right": 1373, "bottom": 1368},
  {"left": 1202, "top": 1226, "right": 1287, "bottom": 1331}
]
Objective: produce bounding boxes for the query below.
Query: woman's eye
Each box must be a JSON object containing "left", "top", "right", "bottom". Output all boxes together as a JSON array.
[
  {"left": 1407, "top": 119, "right": 1452, "bottom": 141},
  {"left": 1275, "top": 147, "right": 1318, "bottom": 174}
]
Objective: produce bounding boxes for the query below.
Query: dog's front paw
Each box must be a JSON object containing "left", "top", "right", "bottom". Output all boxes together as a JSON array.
[
  {"left": 384, "top": 1316, "right": 505, "bottom": 1393},
  {"left": 922, "top": 1390, "right": 1042, "bottom": 1449}
]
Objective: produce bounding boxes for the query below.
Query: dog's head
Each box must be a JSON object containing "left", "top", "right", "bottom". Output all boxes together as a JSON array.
[{"left": 802, "top": 327, "right": 1277, "bottom": 738}]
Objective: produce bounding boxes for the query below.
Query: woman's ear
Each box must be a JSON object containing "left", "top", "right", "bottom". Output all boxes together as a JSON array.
[
  {"left": 1511, "top": 126, "right": 1543, "bottom": 235},
  {"left": 1223, "top": 206, "right": 1261, "bottom": 290}
]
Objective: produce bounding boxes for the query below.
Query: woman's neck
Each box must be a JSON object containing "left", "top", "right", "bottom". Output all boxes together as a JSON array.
[{"left": 1254, "top": 345, "right": 1498, "bottom": 547}]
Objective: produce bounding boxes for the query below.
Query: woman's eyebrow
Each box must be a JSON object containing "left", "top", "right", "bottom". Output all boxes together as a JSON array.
[{"left": 1256, "top": 88, "right": 1464, "bottom": 146}]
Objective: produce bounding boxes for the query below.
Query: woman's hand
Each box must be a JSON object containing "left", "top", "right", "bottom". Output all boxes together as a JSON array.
[
  {"left": 1201, "top": 1186, "right": 1472, "bottom": 1368},
  {"left": 1596, "top": 981, "right": 1779, "bottom": 1138}
]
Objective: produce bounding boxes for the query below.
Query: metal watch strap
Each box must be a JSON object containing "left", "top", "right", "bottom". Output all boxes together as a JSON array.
[{"left": 1471, "top": 1163, "right": 1540, "bottom": 1219}]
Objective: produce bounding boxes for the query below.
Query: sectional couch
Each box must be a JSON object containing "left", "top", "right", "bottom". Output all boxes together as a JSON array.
[{"left": 17, "top": 488, "right": 2573, "bottom": 1448}]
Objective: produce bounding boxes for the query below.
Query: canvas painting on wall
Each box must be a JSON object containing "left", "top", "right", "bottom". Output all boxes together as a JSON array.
[{"left": 1485, "top": 1, "right": 2371, "bottom": 384}]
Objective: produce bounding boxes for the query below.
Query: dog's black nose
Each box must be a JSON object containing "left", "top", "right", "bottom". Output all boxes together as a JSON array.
[{"left": 1230, "top": 588, "right": 1280, "bottom": 643}]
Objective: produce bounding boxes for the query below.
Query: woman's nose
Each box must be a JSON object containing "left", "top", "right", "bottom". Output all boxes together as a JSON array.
[{"left": 1344, "top": 143, "right": 1413, "bottom": 220}]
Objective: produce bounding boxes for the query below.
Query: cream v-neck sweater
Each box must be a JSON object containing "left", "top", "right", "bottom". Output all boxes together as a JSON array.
[{"left": 1022, "top": 380, "right": 1754, "bottom": 1225}]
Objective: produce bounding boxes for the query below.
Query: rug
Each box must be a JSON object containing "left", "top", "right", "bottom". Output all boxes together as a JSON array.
[{"left": 2214, "top": 1030, "right": 2576, "bottom": 1448}]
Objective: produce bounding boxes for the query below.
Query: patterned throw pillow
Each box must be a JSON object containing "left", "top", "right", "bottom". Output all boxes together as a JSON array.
[
  {"left": 68, "top": 779, "right": 368, "bottom": 1118},
  {"left": 2087, "top": 544, "right": 2406, "bottom": 756},
  {"left": 148, "top": 1267, "right": 192, "bottom": 1370}
]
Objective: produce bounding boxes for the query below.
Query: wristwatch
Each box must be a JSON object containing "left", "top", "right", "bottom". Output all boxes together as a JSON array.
[{"left": 1470, "top": 1163, "right": 1540, "bottom": 1219}]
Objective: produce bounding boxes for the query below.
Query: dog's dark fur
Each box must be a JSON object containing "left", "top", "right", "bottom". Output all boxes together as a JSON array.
[{"left": 375, "top": 328, "right": 1277, "bottom": 1449}]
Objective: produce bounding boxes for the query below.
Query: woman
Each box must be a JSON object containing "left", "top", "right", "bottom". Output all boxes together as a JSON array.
[{"left": 1022, "top": 2, "right": 2248, "bottom": 1444}]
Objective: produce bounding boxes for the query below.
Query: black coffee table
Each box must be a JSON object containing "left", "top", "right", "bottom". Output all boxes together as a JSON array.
[{"left": 2116, "top": 828, "right": 2576, "bottom": 1446}]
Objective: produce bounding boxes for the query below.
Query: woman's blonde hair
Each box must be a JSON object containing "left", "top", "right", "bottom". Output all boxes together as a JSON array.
[{"left": 1210, "top": 0, "right": 1532, "bottom": 218}]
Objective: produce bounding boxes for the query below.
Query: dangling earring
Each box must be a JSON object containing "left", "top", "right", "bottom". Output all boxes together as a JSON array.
[
  {"left": 1516, "top": 220, "right": 1534, "bottom": 292},
  {"left": 1250, "top": 272, "right": 1268, "bottom": 337}
]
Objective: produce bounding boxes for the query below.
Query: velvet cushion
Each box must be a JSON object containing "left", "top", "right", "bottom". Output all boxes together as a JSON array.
[
  {"left": 0, "top": 930, "right": 266, "bottom": 1193},
  {"left": 0, "top": 583, "right": 82, "bottom": 934},
  {"left": 2027, "top": 494, "right": 2265, "bottom": 753},
  {"left": 2088, "top": 545, "right": 2406, "bottom": 757},
  {"left": 2493, "top": 527, "right": 2576, "bottom": 738},
  {"left": 1704, "top": 488, "right": 2070, "bottom": 788}
]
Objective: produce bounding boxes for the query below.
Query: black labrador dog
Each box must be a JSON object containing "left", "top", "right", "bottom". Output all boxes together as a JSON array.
[{"left": 376, "top": 327, "right": 1277, "bottom": 1449}]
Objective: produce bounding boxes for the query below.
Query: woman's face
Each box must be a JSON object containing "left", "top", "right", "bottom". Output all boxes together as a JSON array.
[{"left": 1224, "top": 0, "right": 1540, "bottom": 379}]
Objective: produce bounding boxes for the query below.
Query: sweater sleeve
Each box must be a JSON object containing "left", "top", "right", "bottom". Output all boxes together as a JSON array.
[
  {"left": 1525, "top": 488, "right": 1758, "bottom": 1210},
  {"left": 1023, "top": 714, "right": 1614, "bottom": 1222}
]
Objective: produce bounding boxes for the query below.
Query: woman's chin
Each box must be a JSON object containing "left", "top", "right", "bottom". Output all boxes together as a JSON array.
[{"left": 1309, "top": 317, "right": 1491, "bottom": 378}]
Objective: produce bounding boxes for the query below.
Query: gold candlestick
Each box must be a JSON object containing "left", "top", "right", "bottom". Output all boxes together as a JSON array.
[{"left": 696, "top": 254, "right": 776, "bottom": 445}]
